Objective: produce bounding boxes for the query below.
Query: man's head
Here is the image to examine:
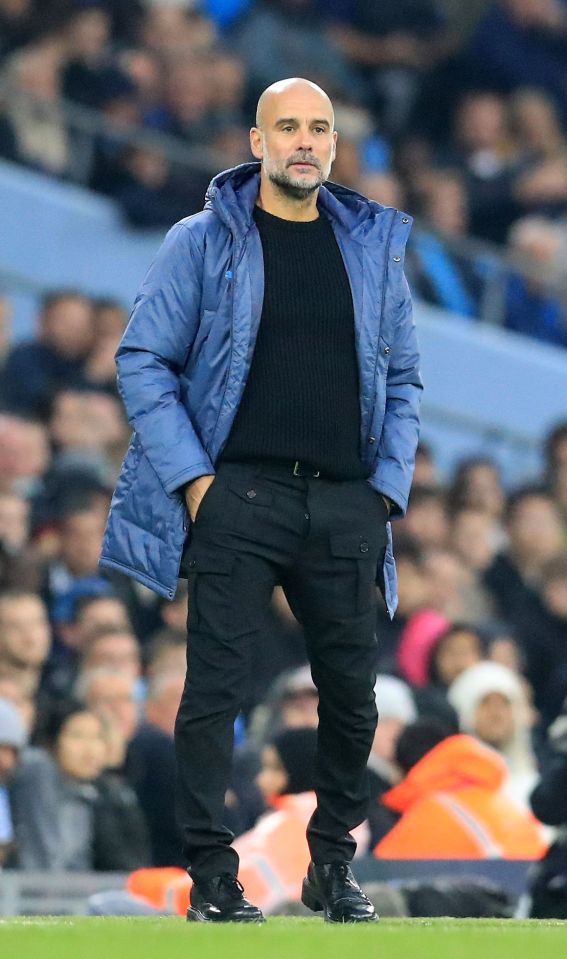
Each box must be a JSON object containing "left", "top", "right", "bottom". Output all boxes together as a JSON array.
[
  {"left": 505, "top": 486, "right": 563, "bottom": 568},
  {"left": 80, "top": 627, "right": 142, "bottom": 681},
  {"left": 145, "top": 672, "right": 185, "bottom": 737},
  {"left": 0, "top": 591, "right": 51, "bottom": 671},
  {"left": 75, "top": 667, "right": 139, "bottom": 743},
  {"left": 251, "top": 78, "right": 337, "bottom": 202},
  {"left": 39, "top": 291, "right": 94, "bottom": 360}
]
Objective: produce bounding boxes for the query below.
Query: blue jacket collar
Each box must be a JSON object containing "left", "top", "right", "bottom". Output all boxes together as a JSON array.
[{"left": 204, "top": 162, "right": 405, "bottom": 241}]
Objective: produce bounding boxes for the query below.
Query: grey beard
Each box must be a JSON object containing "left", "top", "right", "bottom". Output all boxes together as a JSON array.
[{"left": 268, "top": 169, "right": 322, "bottom": 200}]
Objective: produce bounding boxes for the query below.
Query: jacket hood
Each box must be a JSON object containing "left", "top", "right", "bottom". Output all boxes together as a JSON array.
[
  {"left": 383, "top": 734, "right": 507, "bottom": 813},
  {"left": 204, "top": 161, "right": 406, "bottom": 239}
]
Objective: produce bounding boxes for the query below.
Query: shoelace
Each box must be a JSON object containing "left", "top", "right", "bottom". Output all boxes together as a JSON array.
[
  {"left": 219, "top": 874, "right": 245, "bottom": 899},
  {"left": 333, "top": 864, "right": 359, "bottom": 890}
]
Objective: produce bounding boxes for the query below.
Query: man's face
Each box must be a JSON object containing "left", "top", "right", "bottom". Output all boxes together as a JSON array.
[
  {"left": 41, "top": 297, "right": 94, "bottom": 360},
  {"left": 0, "top": 595, "right": 51, "bottom": 668},
  {"left": 60, "top": 511, "right": 106, "bottom": 576},
  {"left": 251, "top": 85, "right": 337, "bottom": 201}
]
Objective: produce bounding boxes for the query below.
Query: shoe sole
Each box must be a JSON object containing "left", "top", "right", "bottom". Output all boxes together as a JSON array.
[
  {"left": 187, "top": 907, "right": 265, "bottom": 923},
  {"left": 301, "top": 879, "right": 378, "bottom": 923}
]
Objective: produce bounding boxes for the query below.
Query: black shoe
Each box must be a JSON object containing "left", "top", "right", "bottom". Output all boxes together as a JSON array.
[
  {"left": 301, "top": 862, "right": 378, "bottom": 923},
  {"left": 187, "top": 873, "right": 265, "bottom": 923}
]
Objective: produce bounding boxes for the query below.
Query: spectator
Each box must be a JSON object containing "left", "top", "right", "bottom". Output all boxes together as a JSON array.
[
  {"left": 373, "top": 718, "right": 546, "bottom": 859},
  {"left": 144, "top": 627, "right": 186, "bottom": 681},
  {"left": 43, "top": 503, "right": 112, "bottom": 628},
  {"left": 75, "top": 667, "right": 139, "bottom": 770},
  {"left": 0, "top": 590, "right": 51, "bottom": 695},
  {"left": 504, "top": 217, "right": 567, "bottom": 347},
  {"left": 398, "top": 485, "right": 449, "bottom": 550},
  {"left": 463, "top": 0, "right": 567, "bottom": 127},
  {"left": 2, "top": 39, "right": 71, "bottom": 176},
  {"left": 442, "top": 91, "right": 521, "bottom": 243},
  {"left": 412, "top": 440, "right": 438, "bottom": 487},
  {"left": 1, "top": 291, "right": 94, "bottom": 416},
  {"left": 427, "top": 623, "right": 485, "bottom": 692},
  {"left": 0, "top": 696, "right": 27, "bottom": 865},
  {"left": 510, "top": 88, "right": 567, "bottom": 220},
  {"left": 327, "top": 0, "right": 449, "bottom": 136},
  {"left": 247, "top": 664, "right": 318, "bottom": 747},
  {"left": 234, "top": 0, "right": 362, "bottom": 106},
  {"left": 42, "top": 591, "right": 132, "bottom": 703},
  {"left": 447, "top": 456, "right": 506, "bottom": 521},
  {"left": 83, "top": 298, "right": 128, "bottom": 395},
  {"left": 61, "top": 6, "right": 125, "bottom": 110},
  {"left": 79, "top": 627, "right": 142, "bottom": 684},
  {"left": 0, "top": 415, "right": 49, "bottom": 496},
  {"left": 424, "top": 547, "right": 492, "bottom": 623},
  {"left": 450, "top": 507, "right": 501, "bottom": 575},
  {"left": 10, "top": 701, "right": 150, "bottom": 871},
  {"left": 408, "top": 169, "right": 490, "bottom": 317},
  {"left": 483, "top": 485, "right": 565, "bottom": 631},
  {"left": 448, "top": 660, "right": 539, "bottom": 806}
]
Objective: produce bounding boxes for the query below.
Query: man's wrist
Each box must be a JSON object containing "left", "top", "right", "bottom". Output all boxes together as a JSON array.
[{"left": 381, "top": 494, "right": 393, "bottom": 516}]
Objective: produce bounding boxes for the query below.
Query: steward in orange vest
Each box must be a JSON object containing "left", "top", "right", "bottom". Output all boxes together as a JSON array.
[{"left": 373, "top": 723, "right": 547, "bottom": 860}]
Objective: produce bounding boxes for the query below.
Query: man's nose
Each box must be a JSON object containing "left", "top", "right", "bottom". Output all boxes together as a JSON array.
[{"left": 296, "top": 128, "right": 314, "bottom": 150}]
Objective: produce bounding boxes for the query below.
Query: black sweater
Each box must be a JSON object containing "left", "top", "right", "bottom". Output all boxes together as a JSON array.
[{"left": 220, "top": 205, "right": 367, "bottom": 480}]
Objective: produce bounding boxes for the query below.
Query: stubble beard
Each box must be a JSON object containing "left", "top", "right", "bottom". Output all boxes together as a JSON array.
[{"left": 267, "top": 165, "right": 324, "bottom": 201}]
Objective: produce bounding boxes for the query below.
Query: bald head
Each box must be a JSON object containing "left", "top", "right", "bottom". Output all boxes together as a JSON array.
[
  {"left": 251, "top": 77, "right": 337, "bottom": 211},
  {"left": 256, "top": 78, "right": 334, "bottom": 130}
]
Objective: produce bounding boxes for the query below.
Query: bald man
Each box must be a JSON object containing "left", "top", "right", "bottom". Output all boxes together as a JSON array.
[{"left": 101, "top": 78, "right": 422, "bottom": 923}]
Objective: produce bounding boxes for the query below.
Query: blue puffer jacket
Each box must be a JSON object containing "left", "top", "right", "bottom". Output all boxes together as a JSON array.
[{"left": 99, "top": 163, "right": 422, "bottom": 616}]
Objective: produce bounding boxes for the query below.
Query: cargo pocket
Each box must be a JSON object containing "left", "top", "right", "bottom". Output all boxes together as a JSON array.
[
  {"left": 329, "top": 531, "right": 381, "bottom": 616},
  {"left": 186, "top": 548, "right": 235, "bottom": 636}
]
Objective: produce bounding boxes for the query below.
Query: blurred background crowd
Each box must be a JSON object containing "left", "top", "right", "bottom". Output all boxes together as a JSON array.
[
  {"left": 0, "top": 0, "right": 567, "bottom": 340},
  {"left": 1, "top": 0, "right": 567, "bottom": 920}
]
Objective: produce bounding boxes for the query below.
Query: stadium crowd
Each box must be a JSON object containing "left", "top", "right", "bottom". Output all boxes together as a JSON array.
[
  {"left": 0, "top": 283, "right": 566, "bottom": 910},
  {"left": 1, "top": 0, "right": 567, "bottom": 919},
  {"left": 0, "top": 0, "right": 567, "bottom": 342}
]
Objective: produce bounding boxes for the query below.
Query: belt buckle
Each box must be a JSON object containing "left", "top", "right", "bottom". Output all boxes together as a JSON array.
[{"left": 293, "top": 460, "right": 320, "bottom": 478}]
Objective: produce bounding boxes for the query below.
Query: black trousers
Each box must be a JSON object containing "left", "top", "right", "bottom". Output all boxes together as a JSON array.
[{"left": 174, "top": 459, "right": 388, "bottom": 881}]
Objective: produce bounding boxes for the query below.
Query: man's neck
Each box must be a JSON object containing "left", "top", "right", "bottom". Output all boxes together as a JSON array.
[{"left": 256, "top": 179, "right": 320, "bottom": 222}]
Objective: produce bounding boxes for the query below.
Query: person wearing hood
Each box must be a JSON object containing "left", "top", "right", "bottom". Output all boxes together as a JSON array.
[
  {"left": 448, "top": 660, "right": 539, "bottom": 807},
  {"left": 374, "top": 719, "right": 546, "bottom": 860},
  {"left": 100, "top": 76, "right": 422, "bottom": 923}
]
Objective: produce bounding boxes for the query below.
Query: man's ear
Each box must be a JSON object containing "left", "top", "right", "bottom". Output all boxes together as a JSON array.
[
  {"left": 250, "top": 127, "right": 263, "bottom": 160},
  {"left": 331, "top": 130, "right": 338, "bottom": 161}
]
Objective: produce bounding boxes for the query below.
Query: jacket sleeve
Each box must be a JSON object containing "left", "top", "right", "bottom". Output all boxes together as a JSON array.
[
  {"left": 115, "top": 221, "right": 214, "bottom": 495},
  {"left": 367, "top": 275, "right": 422, "bottom": 516}
]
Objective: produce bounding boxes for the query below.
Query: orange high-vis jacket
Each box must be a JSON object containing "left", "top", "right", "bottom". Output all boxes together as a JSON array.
[{"left": 374, "top": 734, "right": 547, "bottom": 860}]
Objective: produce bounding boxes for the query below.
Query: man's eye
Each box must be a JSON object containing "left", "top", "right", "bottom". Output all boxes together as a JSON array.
[
  {"left": 314, "top": 127, "right": 326, "bottom": 134},
  {"left": 282, "top": 126, "right": 294, "bottom": 132}
]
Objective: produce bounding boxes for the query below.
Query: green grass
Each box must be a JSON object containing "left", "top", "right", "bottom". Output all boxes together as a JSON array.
[{"left": 1, "top": 917, "right": 567, "bottom": 959}]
